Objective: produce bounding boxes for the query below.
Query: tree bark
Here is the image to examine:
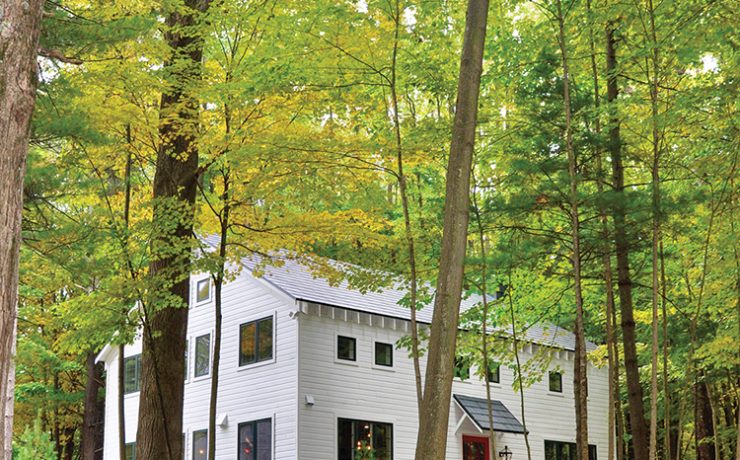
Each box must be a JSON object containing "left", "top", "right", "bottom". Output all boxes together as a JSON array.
[
  {"left": 136, "top": 1, "right": 211, "bottom": 459},
  {"left": 555, "top": 1, "right": 589, "bottom": 458},
  {"left": 81, "top": 351, "right": 104, "bottom": 460},
  {"left": 414, "top": 0, "right": 488, "bottom": 457},
  {"left": 605, "top": 20, "right": 650, "bottom": 460},
  {"left": 695, "top": 379, "right": 716, "bottom": 460},
  {"left": 0, "top": 1, "right": 45, "bottom": 458}
]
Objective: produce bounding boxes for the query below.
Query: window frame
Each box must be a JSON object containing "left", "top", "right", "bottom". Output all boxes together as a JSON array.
[
  {"left": 193, "top": 332, "right": 212, "bottom": 379},
  {"left": 486, "top": 361, "right": 500, "bottom": 384},
  {"left": 453, "top": 355, "right": 471, "bottom": 381},
  {"left": 336, "top": 335, "right": 357, "bottom": 363},
  {"left": 238, "top": 314, "right": 275, "bottom": 369},
  {"left": 195, "top": 278, "right": 211, "bottom": 304},
  {"left": 123, "top": 354, "right": 142, "bottom": 395},
  {"left": 548, "top": 370, "right": 563, "bottom": 393},
  {"left": 124, "top": 442, "right": 136, "bottom": 460},
  {"left": 192, "top": 429, "right": 208, "bottom": 460},
  {"left": 237, "top": 417, "right": 273, "bottom": 460},
  {"left": 373, "top": 340, "right": 394, "bottom": 368},
  {"left": 337, "top": 417, "right": 394, "bottom": 460},
  {"left": 544, "top": 440, "right": 597, "bottom": 460}
]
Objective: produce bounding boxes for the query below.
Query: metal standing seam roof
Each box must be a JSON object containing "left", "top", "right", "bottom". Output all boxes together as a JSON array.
[
  {"left": 453, "top": 394, "right": 527, "bottom": 434},
  {"left": 239, "top": 253, "right": 596, "bottom": 353}
]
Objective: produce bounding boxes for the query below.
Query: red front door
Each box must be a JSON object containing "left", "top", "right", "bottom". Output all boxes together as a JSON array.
[{"left": 462, "top": 435, "right": 490, "bottom": 460}]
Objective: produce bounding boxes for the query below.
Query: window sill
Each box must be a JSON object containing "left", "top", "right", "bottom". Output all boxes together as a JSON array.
[
  {"left": 124, "top": 392, "right": 139, "bottom": 399},
  {"left": 547, "top": 391, "right": 565, "bottom": 397},
  {"left": 334, "top": 358, "right": 359, "bottom": 367},
  {"left": 191, "top": 374, "right": 210, "bottom": 383},
  {"left": 237, "top": 358, "right": 276, "bottom": 372},
  {"left": 371, "top": 364, "right": 395, "bottom": 372}
]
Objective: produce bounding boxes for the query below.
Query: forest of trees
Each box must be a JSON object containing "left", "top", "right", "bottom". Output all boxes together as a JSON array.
[{"left": 0, "top": 0, "right": 737, "bottom": 459}]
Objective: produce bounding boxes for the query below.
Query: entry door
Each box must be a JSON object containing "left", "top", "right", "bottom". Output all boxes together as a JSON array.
[{"left": 462, "top": 435, "right": 490, "bottom": 460}]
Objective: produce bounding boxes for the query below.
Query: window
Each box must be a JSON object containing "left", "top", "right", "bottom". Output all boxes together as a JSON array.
[
  {"left": 374, "top": 342, "right": 393, "bottom": 367},
  {"left": 544, "top": 440, "right": 597, "bottom": 460},
  {"left": 549, "top": 371, "right": 563, "bottom": 393},
  {"left": 124, "top": 355, "right": 141, "bottom": 394},
  {"left": 184, "top": 340, "right": 189, "bottom": 381},
  {"left": 238, "top": 418, "right": 272, "bottom": 460},
  {"left": 239, "top": 316, "right": 273, "bottom": 366},
  {"left": 338, "top": 418, "right": 393, "bottom": 460},
  {"left": 486, "top": 362, "right": 500, "bottom": 384},
  {"left": 194, "top": 334, "right": 211, "bottom": 378},
  {"left": 196, "top": 279, "right": 210, "bottom": 303},
  {"left": 125, "top": 442, "right": 136, "bottom": 460},
  {"left": 454, "top": 355, "right": 471, "bottom": 381},
  {"left": 192, "top": 429, "right": 208, "bottom": 460},
  {"left": 337, "top": 336, "right": 356, "bottom": 361}
]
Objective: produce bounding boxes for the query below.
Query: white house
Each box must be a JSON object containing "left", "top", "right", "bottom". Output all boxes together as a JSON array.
[{"left": 97, "top": 255, "right": 610, "bottom": 460}]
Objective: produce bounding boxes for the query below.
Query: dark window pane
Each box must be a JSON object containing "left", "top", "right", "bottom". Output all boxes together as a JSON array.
[
  {"left": 338, "top": 418, "right": 392, "bottom": 460},
  {"left": 258, "top": 318, "right": 273, "bottom": 361},
  {"left": 239, "top": 422, "right": 255, "bottom": 460},
  {"left": 454, "top": 356, "right": 470, "bottom": 381},
  {"left": 125, "top": 443, "right": 136, "bottom": 460},
  {"left": 195, "top": 334, "right": 210, "bottom": 377},
  {"left": 544, "top": 440, "right": 597, "bottom": 460},
  {"left": 337, "top": 336, "right": 356, "bottom": 361},
  {"left": 196, "top": 279, "right": 210, "bottom": 302},
  {"left": 239, "top": 419, "right": 271, "bottom": 460},
  {"left": 549, "top": 371, "right": 563, "bottom": 392},
  {"left": 184, "top": 340, "right": 189, "bottom": 380},
  {"left": 240, "top": 322, "right": 256, "bottom": 366},
  {"left": 193, "top": 430, "right": 208, "bottom": 460},
  {"left": 374, "top": 342, "right": 393, "bottom": 367},
  {"left": 487, "top": 362, "right": 500, "bottom": 383},
  {"left": 256, "top": 419, "right": 272, "bottom": 460},
  {"left": 124, "top": 355, "right": 141, "bottom": 394}
]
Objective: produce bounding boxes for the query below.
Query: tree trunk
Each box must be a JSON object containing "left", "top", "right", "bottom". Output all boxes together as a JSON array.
[
  {"left": 136, "top": 1, "right": 211, "bottom": 459},
  {"left": 605, "top": 20, "right": 650, "bottom": 460},
  {"left": 555, "top": 1, "right": 589, "bottom": 458},
  {"left": 0, "top": 1, "right": 45, "bottom": 458},
  {"left": 81, "top": 351, "right": 104, "bottom": 460},
  {"left": 695, "top": 379, "right": 716, "bottom": 460},
  {"left": 117, "top": 343, "right": 126, "bottom": 460},
  {"left": 414, "top": 0, "right": 488, "bottom": 457}
]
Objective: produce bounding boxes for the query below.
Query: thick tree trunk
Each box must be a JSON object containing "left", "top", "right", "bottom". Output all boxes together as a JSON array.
[
  {"left": 555, "top": 2, "right": 589, "bottom": 458},
  {"left": 605, "top": 21, "right": 650, "bottom": 460},
  {"left": 414, "top": 0, "right": 488, "bottom": 457},
  {"left": 0, "top": 1, "right": 45, "bottom": 458},
  {"left": 695, "top": 379, "right": 716, "bottom": 460},
  {"left": 81, "top": 351, "right": 104, "bottom": 460},
  {"left": 136, "top": 1, "right": 210, "bottom": 459}
]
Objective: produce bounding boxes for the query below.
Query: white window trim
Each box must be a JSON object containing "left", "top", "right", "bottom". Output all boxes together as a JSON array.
[
  {"left": 191, "top": 330, "right": 214, "bottom": 382},
  {"left": 194, "top": 277, "right": 211, "bottom": 305},
  {"left": 237, "top": 311, "right": 277, "bottom": 371},
  {"left": 191, "top": 427, "right": 209, "bottom": 460},
  {"left": 370, "top": 338, "right": 395, "bottom": 372},
  {"left": 333, "top": 412, "right": 397, "bottom": 460},
  {"left": 334, "top": 333, "right": 359, "bottom": 367},
  {"left": 547, "top": 370, "right": 565, "bottom": 395},
  {"left": 477, "top": 363, "right": 502, "bottom": 388},
  {"left": 236, "top": 414, "right": 275, "bottom": 460},
  {"left": 184, "top": 338, "right": 190, "bottom": 385}
]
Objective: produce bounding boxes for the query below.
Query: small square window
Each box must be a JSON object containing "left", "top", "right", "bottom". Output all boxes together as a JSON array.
[
  {"left": 124, "top": 442, "right": 136, "bottom": 460},
  {"left": 374, "top": 342, "right": 393, "bottom": 367},
  {"left": 239, "top": 317, "right": 274, "bottom": 367},
  {"left": 193, "top": 429, "right": 208, "bottom": 460},
  {"left": 194, "top": 334, "right": 211, "bottom": 378},
  {"left": 454, "top": 356, "right": 470, "bottom": 381},
  {"left": 486, "top": 362, "right": 500, "bottom": 383},
  {"left": 196, "top": 279, "right": 210, "bottom": 303},
  {"left": 337, "top": 336, "right": 356, "bottom": 361},
  {"left": 549, "top": 371, "right": 563, "bottom": 393}
]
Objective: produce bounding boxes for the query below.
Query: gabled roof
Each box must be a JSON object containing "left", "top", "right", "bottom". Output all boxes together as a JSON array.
[
  {"left": 241, "top": 253, "right": 595, "bottom": 352},
  {"left": 453, "top": 394, "right": 527, "bottom": 434}
]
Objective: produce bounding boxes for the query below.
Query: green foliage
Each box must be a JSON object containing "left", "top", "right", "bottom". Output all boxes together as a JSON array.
[{"left": 14, "top": 417, "right": 56, "bottom": 460}]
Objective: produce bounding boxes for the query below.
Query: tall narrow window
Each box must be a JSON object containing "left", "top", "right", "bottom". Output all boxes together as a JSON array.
[
  {"left": 238, "top": 418, "right": 272, "bottom": 460},
  {"left": 196, "top": 279, "right": 210, "bottom": 303},
  {"left": 337, "top": 336, "right": 356, "bottom": 361},
  {"left": 194, "top": 334, "right": 211, "bottom": 378},
  {"left": 124, "top": 442, "right": 136, "bottom": 460},
  {"left": 338, "top": 418, "right": 393, "bottom": 460},
  {"left": 239, "top": 316, "right": 274, "bottom": 366},
  {"left": 123, "top": 355, "right": 141, "bottom": 394},
  {"left": 192, "top": 429, "right": 208, "bottom": 460},
  {"left": 184, "top": 340, "right": 189, "bottom": 381},
  {"left": 549, "top": 371, "right": 563, "bottom": 393},
  {"left": 374, "top": 342, "right": 393, "bottom": 367},
  {"left": 486, "top": 362, "right": 500, "bottom": 384}
]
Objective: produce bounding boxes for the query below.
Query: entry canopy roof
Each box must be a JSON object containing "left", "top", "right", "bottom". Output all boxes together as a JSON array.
[{"left": 453, "top": 394, "right": 527, "bottom": 434}]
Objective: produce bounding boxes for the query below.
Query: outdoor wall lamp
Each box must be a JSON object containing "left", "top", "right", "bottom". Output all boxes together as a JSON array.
[{"left": 499, "top": 445, "right": 513, "bottom": 460}]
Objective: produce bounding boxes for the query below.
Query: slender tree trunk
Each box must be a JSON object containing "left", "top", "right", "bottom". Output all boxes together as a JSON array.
[
  {"left": 507, "top": 269, "right": 532, "bottom": 460},
  {"left": 389, "top": 0, "right": 423, "bottom": 410},
  {"left": 661, "top": 240, "right": 671, "bottom": 460},
  {"left": 136, "top": 1, "right": 211, "bottom": 459},
  {"left": 605, "top": 20, "right": 651, "bottom": 460},
  {"left": 208, "top": 167, "right": 229, "bottom": 460},
  {"left": 82, "top": 351, "right": 104, "bottom": 460},
  {"left": 695, "top": 378, "right": 716, "bottom": 460},
  {"left": 0, "top": 1, "right": 45, "bottom": 458},
  {"left": 414, "top": 0, "right": 488, "bottom": 457},
  {"left": 555, "top": 2, "right": 589, "bottom": 458},
  {"left": 118, "top": 141, "right": 131, "bottom": 460}
]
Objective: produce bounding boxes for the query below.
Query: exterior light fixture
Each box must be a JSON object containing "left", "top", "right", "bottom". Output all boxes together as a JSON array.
[{"left": 499, "top": 445, "right": 513, "bottom": 460}]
